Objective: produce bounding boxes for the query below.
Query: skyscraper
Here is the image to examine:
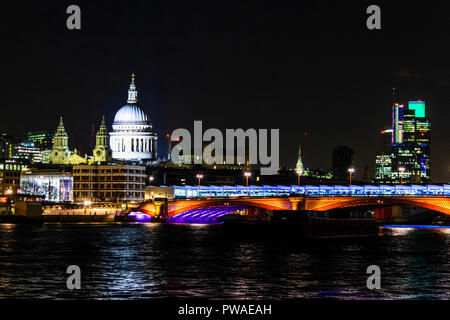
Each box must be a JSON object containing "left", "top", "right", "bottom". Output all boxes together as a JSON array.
[
  {"left": 392, "top": 103, "right": 404, "bottom": 145},
  {"left": 375, "top": 99, "right": 431, "bottom": 183}
]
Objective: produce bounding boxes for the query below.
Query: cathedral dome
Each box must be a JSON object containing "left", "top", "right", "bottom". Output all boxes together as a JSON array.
[
  {"left": 110, "top": 73, "right": 158, "bottom": 162},
  {"left": 113, "top": 104, "right": 149, "bottom": 124}
]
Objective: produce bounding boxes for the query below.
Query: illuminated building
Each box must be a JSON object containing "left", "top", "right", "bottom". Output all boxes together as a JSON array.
[
  {"left": 12, "top": 141, "right": 42, "bottom": 163},
  {"left": 303, "top": 168, "right": 333, "bottom": 180},
  {"left": 20, "top": 167, "right": 73, "bottom": 202},
  {"left": 374, "top": 128, "right": 393, "bottom": 182},
  {"left": 48, "top": 116, "right": 88, "bottom": 165},
  {"left": 27, "top": 130, "right": 55, "bottom": 164},
  {"left": 27, "top": 130, "right": 54, "bottom": 150},
  {"left": 295, "top": 145, "right": 304, "bottom": 174},
  {"left": 0, "top": 161, "right": 22, "bottom": 195},
  {"left": 110, "top": 73, "right": 157, "bottom": 162},
  {"left": 402, "top": 109, "right": 416, "bottom": 144},
  {"left": 392, "top": 103, "right": 404, "bottom": 145},
  {"left": 40, "top": 150, "right": 51, "bottom": 164},
  {"left": 73, "top": 164, "right": 146, "bottom": 203},
  {"left": 408, "top": 100, "right": 426, "bottom": 118},
  {"left": 375, "top": 154, "right": 392, "bottom": 180},
  {"left": 49, "top": 116, "right": 70, "bottom": 164},
  {"left": 332, "top": 146, "right": 354, "bottom": 181},
  {"left": 92, "top": 116, "right": 112, "bottom": 163},
  {"left": 376, "top": 99, "right": 431, "bottom": 183},
  {"left": 392, "top": 100, "right": 431, "bottom": 183}
]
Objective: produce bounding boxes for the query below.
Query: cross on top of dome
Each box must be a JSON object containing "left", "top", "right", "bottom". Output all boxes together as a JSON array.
[{"left": 127, "top": 72, "right": 138, "bottom": 104}]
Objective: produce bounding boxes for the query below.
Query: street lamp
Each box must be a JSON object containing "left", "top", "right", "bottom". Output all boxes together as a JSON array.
[
  {"left": 244, "top": 171, "right": 251, "bottom": 187},
  {"left": 196, "top": 174, "right": 203, "bottom": 186},
  {"left": 149, "top": 176, "right": 154, "bottom": 185},
  {"left": 295, "top": 169, "right": 303, "bottom": 186},
  {"left": 83, "top": 200, "right": 91, "bottom": 214},
  {"left": 348, "top": 168, "right": 355, "bottom": 187},
  {"left": 196, "top": 174, "right": 203, "bottom": 198},
  {"left": 399, "top": 167, "right": 405, "bottom": 185},
  {"left": 244, "top": 171, "right": 251, "bottom": 196}
]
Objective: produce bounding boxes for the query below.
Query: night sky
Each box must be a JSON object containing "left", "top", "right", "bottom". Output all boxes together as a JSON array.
[{"left": 2, "top": 1, "right": 450, "bottom": 181}]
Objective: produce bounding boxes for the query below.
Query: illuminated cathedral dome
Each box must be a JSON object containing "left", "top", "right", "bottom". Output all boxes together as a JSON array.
[
  {"left": 113, "top": 105, "right": 149, "bottom": 125},
  {"left": 110, "top": 73, "right": 157, "bottom": 161}
]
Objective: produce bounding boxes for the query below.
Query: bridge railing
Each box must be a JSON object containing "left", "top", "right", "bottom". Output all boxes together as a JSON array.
[{"left": 158, "top": 184, "right": 450, "bottom": 199}]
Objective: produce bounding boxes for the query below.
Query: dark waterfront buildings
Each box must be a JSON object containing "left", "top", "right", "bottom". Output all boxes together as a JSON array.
[
  {"left": 0, "top": 160, "right": 22, "bottom": 195},
  {"left": 332, "top": 146, "right": 354, "bottom": 181},
  {"left": 0, "top": 134, "right": 13, "bottom": 160}
]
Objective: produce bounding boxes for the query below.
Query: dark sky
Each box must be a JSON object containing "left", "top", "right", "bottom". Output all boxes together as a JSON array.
[{"left": 1, "top": 1, "right": 450, "bottom": 181}]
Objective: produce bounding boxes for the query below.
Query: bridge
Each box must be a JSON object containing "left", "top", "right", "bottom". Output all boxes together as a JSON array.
[{"left": 129, "top": 184, "right": 450, "bottom": 223}]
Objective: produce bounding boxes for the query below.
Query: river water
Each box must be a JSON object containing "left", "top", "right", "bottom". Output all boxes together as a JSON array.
[{"left": 0, "top": 223, "right": 449, "bottom": 300}]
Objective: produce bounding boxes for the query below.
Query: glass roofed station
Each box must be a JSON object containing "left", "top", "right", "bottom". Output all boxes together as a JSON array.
[{"left": 145, "top": 185, "right": 450, "bottom": 200}]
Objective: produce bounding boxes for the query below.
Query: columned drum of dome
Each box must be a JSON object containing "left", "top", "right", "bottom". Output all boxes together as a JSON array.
[{"left": 110, "top": 73, "right": 157, "bottom": 161}]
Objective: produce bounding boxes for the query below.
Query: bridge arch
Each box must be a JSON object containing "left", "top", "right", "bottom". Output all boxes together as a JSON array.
[
  {"left": 167, "top": 197, "right": 295, "bottom": 217},
  {"left": 304, "top": 196, "right": 450, "bottom": 215},
  {"left": 128, "top": 195, "right": 450, "bottom": 222}
]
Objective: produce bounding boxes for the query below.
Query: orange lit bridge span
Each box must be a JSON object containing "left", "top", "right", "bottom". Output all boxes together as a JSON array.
[{"left": 132, "top": 195, "right": 450, "bottom": 221}]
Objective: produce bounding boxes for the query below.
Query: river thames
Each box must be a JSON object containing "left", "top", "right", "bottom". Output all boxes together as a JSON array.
[{"left": 0, "top": 223, "right": 449, "bottom": 299}]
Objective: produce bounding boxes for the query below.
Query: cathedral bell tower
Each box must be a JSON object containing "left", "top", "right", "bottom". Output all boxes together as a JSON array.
[
  {"left": 49, "top": 116, "right": 71, "bottom": 164},
  {"left": 93, "top": 116, "right": 112, "bottom": 163}
]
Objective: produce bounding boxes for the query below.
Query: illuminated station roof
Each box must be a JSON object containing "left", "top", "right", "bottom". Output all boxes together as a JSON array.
[{"left": 155, "top": 184, "right": 450, "bottom": 199}]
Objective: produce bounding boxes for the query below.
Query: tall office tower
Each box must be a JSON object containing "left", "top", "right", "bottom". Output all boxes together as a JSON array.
[
  {"left": 375, "top": 99, "right": 431, "bottom": 184},
  {"left": 402, "top": 109, "right": 416, "bottom": 144},
  {"left": 332, "top": 146, "right": 354, "bottom": 181},
  {"left": 392, "top": 103, "right": 404, "bottom": 145},
  {"left": 409, "top": 100, "right": 431, "bottom": 181},
  {"left": 390, "top": 100, "right": 431, "bottom": 183}
]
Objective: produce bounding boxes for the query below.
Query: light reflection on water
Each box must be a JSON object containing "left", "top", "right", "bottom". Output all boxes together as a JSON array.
[{"left": 0, "top": 223, "right": 450, "bottom": 299}]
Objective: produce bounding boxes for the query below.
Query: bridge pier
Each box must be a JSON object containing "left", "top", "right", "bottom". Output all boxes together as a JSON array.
[
  {"left": 153, "top": 199, "right": 168, "bottom": 220},
  {"left": 288, "top": 197, "right": 304, "bottom": 211}
]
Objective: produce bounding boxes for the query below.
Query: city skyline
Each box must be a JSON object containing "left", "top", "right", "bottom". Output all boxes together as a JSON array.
[
  {"left": 2, "top": 2, "right": 450, "bottom": 181},
  {"left": 0, "top": 77, "right": 439, "bottom": 182},
  {"left": 3, "top": 1, "right": 450, "bottom": 305}
]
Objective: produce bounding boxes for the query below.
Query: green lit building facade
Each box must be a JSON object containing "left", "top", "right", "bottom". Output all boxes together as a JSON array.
[{"left": 375, "top": 100, "right": 431, "bottom": 184}]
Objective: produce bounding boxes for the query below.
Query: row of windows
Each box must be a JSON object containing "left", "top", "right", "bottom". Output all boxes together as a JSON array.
[
  {"left": 111, "top": 137, "right": 154, "bottom": 153},
  {"left": 0, "top": 171, "right": 20, "bottom": 177},
  {"left": 74, "top": 176, "right": 145, "bottom": 182},
  {"left": 74, "top": 183, "right": 144, "bottom": 190},
  {"left": 0, "top": 164, "right": 22, "bottom": 171},
  {"left": 73, "top": 168, "right": 145, "bottom": 174},
  {"left": 0, "top": 179, "right": 18, "bottom": 184},
  {"left": 74, "top": 191, "right": 144, "bottom": 198}
]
